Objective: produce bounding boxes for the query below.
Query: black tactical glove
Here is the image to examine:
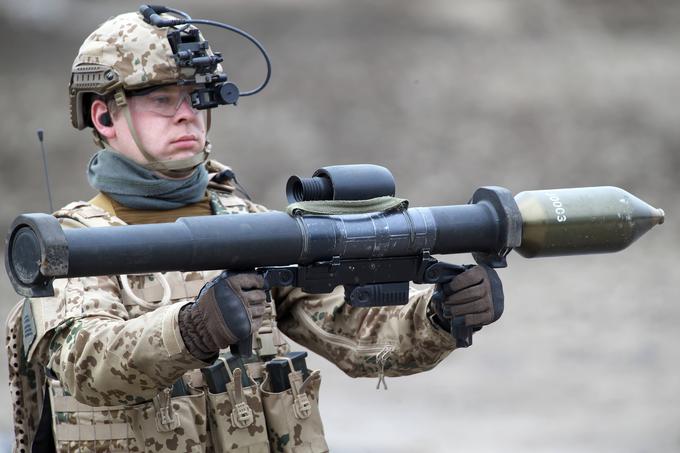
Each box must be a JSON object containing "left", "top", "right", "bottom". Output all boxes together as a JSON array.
[
  {"left": 430, "top": 265, "right": 504, "bottom": 347},
  {"left": 179, "top": 272, "right": 266, "bottom": 360}
]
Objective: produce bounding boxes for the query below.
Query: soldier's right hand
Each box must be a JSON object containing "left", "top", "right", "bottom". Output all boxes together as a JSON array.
[{"left": 179, "top": 272, "right": 266, "bottom": 360}]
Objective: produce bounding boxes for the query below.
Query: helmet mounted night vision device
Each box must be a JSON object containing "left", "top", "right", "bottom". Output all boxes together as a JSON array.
[{"left": 138, "top": 4, "right": 271, "bottom": 109}]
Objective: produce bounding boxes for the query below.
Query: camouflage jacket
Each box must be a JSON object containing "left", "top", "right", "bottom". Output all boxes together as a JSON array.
[{"left": 6, "top": 160, "right": 457, "bottom": 452}]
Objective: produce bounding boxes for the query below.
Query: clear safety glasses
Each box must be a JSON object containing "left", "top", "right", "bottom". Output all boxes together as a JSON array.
[{"left": 126, "top": 85, "right": 201, "bottom": 117}]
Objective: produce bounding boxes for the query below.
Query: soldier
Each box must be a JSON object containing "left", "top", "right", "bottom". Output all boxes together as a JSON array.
[{"left": 6, "top": 8, "right": 504, "bottom": 453}]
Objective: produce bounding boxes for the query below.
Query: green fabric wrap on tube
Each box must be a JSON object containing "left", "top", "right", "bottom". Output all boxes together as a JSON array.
[{"left": 286, "top": 196, "right": 409, "bottom": 216}]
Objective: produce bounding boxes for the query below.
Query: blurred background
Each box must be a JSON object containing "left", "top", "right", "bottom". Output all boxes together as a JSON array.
[{"left": 0, "top": 0, "right": 678, "bottom": 451}]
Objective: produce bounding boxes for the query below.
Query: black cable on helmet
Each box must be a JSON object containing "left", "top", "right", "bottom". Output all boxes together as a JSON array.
[{"left": 139, "top": 4, "right": 271, "bottom": 97}]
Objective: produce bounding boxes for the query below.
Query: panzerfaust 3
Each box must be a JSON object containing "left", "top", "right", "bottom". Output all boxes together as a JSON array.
[{"left": 5, "top": 165, "right": 664, "bottom": 347}]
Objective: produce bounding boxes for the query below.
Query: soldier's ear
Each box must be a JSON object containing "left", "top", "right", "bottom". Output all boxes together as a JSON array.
[{"left": 91, "top": 99, "right": 116, "bottom": 139}]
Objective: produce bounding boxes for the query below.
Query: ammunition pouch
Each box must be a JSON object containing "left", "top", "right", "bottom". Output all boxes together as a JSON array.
[
  {"left": 261, "top": 367, "right": 329, "bottom": 453},
  {"left": 127, "top": 384, "right": 207, "bottom": 453},
  {"left": 205, "top": 366, "right": 270, "bottom": 452}
]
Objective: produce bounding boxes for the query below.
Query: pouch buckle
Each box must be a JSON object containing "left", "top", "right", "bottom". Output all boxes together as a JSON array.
[
  {"left": 231, "top": 401, "right": 254, "bottom": 428},
  {"left": 293, "top": 392, "right": 312, "bottom": 420},
  {"left": 154, "top": 388, "right": 180, "bottom": 431}
]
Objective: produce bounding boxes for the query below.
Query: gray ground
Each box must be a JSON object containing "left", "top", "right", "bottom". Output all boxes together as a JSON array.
[{"left": 0, "top": 0, "right": 678, "bottom": 451}]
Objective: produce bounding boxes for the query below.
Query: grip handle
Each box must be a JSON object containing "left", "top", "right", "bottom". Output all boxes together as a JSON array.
[
  {"left": 451, "top": 317, "right": 474, "bottom": 348},
  {"left": 216, "top": 270, "right": 259, "bottom": 358},
  {"left": 438, "top": 264, "right": 504, "bottom": 348},
  {"left": 430, "top": 284, "right": 473, "bottom": 348},
  {"left": 426, "top": 261, "right": 505, "bottom": 348},
  {"left": 230, "top": 336, "right": 253, "bottom": 358}
]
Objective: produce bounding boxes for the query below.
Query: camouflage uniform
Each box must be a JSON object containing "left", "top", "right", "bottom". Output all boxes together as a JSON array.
[
  {"left": 6, "top": 10, "right": 457, "bottom": 452},
  {"left": 7, "top": 161, "right": 456, "bottom": 452}
]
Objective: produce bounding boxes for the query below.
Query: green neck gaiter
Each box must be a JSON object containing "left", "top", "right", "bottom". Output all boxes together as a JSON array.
[{"left": 87, "top": 150, "right": 209, "bottom": 210}]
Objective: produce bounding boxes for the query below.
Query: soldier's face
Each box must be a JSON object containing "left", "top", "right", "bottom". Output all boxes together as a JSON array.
[{"left": 111, "top": 86, "right": 208, "bottom": 165}]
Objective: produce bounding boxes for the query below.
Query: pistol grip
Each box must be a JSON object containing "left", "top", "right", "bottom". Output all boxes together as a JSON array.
[
  {"left": 230, "top": 336, "right": 253, "bottom": 358},
  {"left": 451, "top": 317, "right": 474, "bottom": 348},
  {"left": 444, "top": 263, "right": 504, "bottom": 349},
  {"left": 432, "top": 286, "right": 474, "bottom": 349}
]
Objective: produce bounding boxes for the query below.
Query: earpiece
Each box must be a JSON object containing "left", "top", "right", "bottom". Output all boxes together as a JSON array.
[{"left": 99, "top": 112, "right": 113, "bottom": 127}]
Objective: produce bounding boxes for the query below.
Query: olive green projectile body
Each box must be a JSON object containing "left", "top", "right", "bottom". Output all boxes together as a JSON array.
[{"left": 514, "top": 186, "right": 665, "bottom": 258}]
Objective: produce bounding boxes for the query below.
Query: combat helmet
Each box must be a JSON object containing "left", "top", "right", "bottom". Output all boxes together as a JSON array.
[{"left": 69, "top": 6, "right": 270, "bottom": 174}]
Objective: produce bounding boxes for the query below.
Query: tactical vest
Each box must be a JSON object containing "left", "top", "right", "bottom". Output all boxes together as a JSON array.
[{"left": 7, "top": 175, "right": 330, "bottom": 452}]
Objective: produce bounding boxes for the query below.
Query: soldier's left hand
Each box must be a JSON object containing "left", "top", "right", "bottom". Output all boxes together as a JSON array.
[{"left": 431, "top": 265, "right": 504, "bottom": 330}]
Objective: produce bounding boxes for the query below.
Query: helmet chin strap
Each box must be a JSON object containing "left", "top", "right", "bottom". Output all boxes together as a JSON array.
[{"left": 114, "top": 89, "right": 211, "bottom": 176}]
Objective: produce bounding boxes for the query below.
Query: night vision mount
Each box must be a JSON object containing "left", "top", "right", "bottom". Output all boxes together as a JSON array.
[{"left": 139, "top": 4, "right": 272, "bottom": 109}]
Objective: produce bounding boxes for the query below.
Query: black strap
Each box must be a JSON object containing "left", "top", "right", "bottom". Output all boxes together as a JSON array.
[
  {"left": 32, "top": 385, "right": 56, "bottom": 453},
  {"left": 215, "top": 169, "right": 253, "bottom": 201}
]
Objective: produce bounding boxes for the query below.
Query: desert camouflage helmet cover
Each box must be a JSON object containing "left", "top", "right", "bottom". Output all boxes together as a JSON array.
[{"left": 69, "top": 11, "right": 222, "bottom": 130}]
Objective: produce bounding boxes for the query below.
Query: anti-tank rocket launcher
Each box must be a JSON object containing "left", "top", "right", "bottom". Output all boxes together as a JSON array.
[{"left": 5, "top": 165, "right": 665, "bottom": 347}]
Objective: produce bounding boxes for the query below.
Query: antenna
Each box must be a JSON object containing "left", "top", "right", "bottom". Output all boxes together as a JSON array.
[{"left": 36, "top": 129, "right": 54, "bottom": 213}]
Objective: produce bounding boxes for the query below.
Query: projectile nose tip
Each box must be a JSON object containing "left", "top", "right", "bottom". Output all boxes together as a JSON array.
[{"left": 656, "top": 208, "right": 665, "bottom": 225}]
